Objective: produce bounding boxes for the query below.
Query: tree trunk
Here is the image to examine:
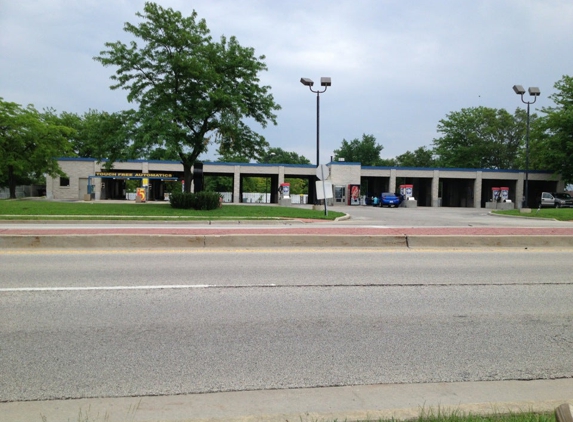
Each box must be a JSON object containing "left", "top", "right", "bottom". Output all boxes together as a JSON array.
[
  {"left": 8, "top": 165, "right": 16, "bottom": 199},
  {"left": 183, "top": 163, "right": 193, "bottom": 193}
]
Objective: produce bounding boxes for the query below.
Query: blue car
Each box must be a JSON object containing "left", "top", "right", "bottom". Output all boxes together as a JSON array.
[{"left": 380, "top": 192, "right": 400, "bottom": 207}]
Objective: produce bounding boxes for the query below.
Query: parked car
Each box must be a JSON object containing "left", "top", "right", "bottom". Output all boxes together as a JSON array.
[
  {"left": 380, "top": 192, "right": 400, "bottom": 207},
  {"left": 539, "top": 192, "right": 573, "bottom": 208}
]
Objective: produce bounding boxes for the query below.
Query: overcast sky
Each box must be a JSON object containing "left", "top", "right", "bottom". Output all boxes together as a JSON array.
[{"left": 2, "top": 0, "right": 572, "bottom": 164}]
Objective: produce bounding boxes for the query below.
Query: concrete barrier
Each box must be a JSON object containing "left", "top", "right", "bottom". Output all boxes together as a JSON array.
[
  {"left": 406, "top": 235, "right": 573, "bottom": 248},
  {"left": 1, "top": 234, "right": 573, "bottom": 249}
]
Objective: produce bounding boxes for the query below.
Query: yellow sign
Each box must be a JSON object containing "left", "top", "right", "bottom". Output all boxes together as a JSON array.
[
  {"left": 94, "top": 172, "right": 173, "bottom": 178},
  {"left": 136, "top": 187, "right": 146, "bottom": 203},
  {"left": 142, "top": 178, "right": 149, "bottom": 186}
]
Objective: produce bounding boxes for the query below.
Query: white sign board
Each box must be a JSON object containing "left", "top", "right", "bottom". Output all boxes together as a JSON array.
[
  {"left": 316, "top": 164, "right": 329, "bottom": 181},
  {"left": 315, "top": 181, "right": 333, "bottom": 200}
]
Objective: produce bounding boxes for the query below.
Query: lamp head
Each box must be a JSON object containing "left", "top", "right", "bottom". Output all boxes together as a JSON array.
[
  {"left": 513, "top": 85, "right": 526, "bottom": 95},
  {"left": 320, "top": 77, "right": 332, "bottom": 87},
  {"left": 528, "top": 87, "right": 540, "bottom": 96},
  {"left": 300, "top": 78, "right": 314, "bottom": 87}
]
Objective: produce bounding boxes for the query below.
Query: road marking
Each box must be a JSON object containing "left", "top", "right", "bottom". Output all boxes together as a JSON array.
[
  {"left": 1, "top": 247, "right": 564, "bottom": 256},
  {"left": 1, "top": 282, "right": 571, "bottom": 293},
  {"left": 0, "top": 248, "right": 411, "bottom": 256},
  {"left": 0, "top": 284, "right": 278, "bottom": 292}
]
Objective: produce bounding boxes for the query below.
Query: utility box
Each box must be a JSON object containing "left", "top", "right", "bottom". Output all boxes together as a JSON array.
[
  {"left": 278, "top": 183, "right": 291, "bottom": 206},
  {"left": 486, "top": 186, "right": 514, "bottom": 209},
  {"left": 400, "top": 184, "right": 413, "bottom": 199},
  {"left": 279, "top": 183, "right": 290, "bottom": 199},
  {"left": 500, "top": 187, "right": 509, "bottom": 202},
  {"left": 136, "top": 187, "right": 146, "bottom": 203},
  {"left": 400, "top": 184, "right": 416, "bottom": 207},
  {"left": 491, "top": 187, "right": 500, "bottom": 202},
  {"left": 347, "top": 184, "right": 360, "bottom": 205}
]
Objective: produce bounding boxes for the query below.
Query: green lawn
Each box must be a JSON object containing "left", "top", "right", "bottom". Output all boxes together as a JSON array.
[
  {"left": 492, "top": 207, "right": 573, "bottom": 221},
  {"left": 0, "top": 199, "right": 345, "bottom": 221}
]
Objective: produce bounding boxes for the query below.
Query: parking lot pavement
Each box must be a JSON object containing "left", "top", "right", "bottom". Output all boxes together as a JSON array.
[{"left": 338, "top": 205, "right": 573, "bottom": 227}]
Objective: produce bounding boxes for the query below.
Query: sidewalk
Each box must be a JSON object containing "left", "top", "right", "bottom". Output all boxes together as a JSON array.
[{"left": 2, "top": 379, "right": 572, "bottom": 422}]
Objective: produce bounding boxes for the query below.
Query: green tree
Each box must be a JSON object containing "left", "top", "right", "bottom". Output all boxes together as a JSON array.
[
  {"left": 0, "top": 99, "right": 72, "bottom": 198},
  {"left": 333, "top": 134, "right": 386, "bottom": 166},
  {"left": 55, "top": 110, "right": 134, "bottom": 165},
  {"left": 432, "top": 106, "right": 529, "bottom": 169},
  {"left": 531, "top": 75, "right": 573, "bottom": 183},
  {"left": 94, "top": 2, "right": 280, "bottom": 192},
  {"left": 395, "top": 146, "right": 435, "bottom": 167},
  {"left": 203, "top": 152, "right": 249, "bottom": 193},
  {"left": 378, "top": 157, "right": 397, "bottom": 167},
  {"left": 259, "top": 147, "right": 310, "bottom": 194},
  {"left": 259, "top": 147, "right": 311, "bottom": 165}
]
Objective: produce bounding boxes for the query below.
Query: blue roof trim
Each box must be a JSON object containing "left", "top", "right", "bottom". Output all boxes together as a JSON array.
[
  {"left": 204, "top": 161, "right": 315, "bottom": 168},
  {"left": 56, "top": 157, "right": 556, "bottom": 174},
  {"left": 57, "top": 157, "right": 99, "bottom": 162},
  {"left": 362, "top": 165, "right": 555, "bottom": 174},
  {"left": 329, "top": 161, "right": 361, "bottom": 166}
]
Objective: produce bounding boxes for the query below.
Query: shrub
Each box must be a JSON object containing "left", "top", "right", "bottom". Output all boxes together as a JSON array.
[
  {"left": 169, "top": 191, "right": 221, "bottom": 210},
  {"left": 169, "top": 191, "right": 196, "bottom": 209},
  {"left": 195, "top": 191, "right": 222, "bottom": 210}
]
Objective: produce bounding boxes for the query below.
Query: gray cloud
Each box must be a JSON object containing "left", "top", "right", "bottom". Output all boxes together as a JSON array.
[{"left": 2, "top": 0, "right": 572, "bottom": 163}]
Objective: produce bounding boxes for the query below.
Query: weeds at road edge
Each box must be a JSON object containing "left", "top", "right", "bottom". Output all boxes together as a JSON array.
[
  {"left": 38, "top": 406, "right": 555, "bottom": 422},
  {"left": 39, "top": 399, "right": 141, "bottom": 422}
]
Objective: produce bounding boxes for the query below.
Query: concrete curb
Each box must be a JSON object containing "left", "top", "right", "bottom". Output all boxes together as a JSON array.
[
  {"left": 0, "top": 234, "right": 406, "bottom": 249},
  {"left": 406, "top": 235, "right": 573, "bottom": 248},
  {"left": 2, "top": 234, "right": 573, "bottom": 249}
]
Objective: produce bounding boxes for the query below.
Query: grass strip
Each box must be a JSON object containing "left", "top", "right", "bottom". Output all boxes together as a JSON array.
[
  {"left": 0, "top": 199, "right": 345, "bottom": 221},
  {"left": 358, "top": 409, "right": 556, "bottom": 422},
  {"left": 492, "top": 208, "right": 573, "bottom": 221}
]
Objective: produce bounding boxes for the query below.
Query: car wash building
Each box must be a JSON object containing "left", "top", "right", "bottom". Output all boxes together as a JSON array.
[{"left": 46, "top": 157, "right": 565, "bottom": 209}]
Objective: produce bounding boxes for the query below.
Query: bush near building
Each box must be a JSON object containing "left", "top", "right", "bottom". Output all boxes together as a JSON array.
[{"left": 170, "top": 191, "right": 222, "bottom": 210}]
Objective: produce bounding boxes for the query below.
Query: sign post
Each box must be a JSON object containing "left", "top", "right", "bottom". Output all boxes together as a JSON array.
[{"left": 316, "top": 164, "right": 330, "bottom": 216}]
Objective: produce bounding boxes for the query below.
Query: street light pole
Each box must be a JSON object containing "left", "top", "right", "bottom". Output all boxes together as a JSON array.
[
  {"left": 513, "top": 84, "right": 540, "bottom": 208},
  {"left": 300, "top": 77, "right": 331, "bottom": 166},
  {"left": 265, "top": 152, "right": 275, "bottom": 204}
]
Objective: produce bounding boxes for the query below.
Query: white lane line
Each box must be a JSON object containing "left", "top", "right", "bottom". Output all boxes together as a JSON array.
[{"left": 0, "top": 284, "right": 277, "bottom": 292}]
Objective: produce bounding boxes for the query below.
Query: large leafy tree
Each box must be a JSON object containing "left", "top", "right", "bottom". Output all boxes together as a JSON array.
[
  {"left": 531, "top": 75, "right": 573, "bottom": 183},
  {"left": 55, "top": 110, "right": 135, "bottom": 164},
  {"left": 0, "top": 99, "right": 72, "bottom": 198},
  {"left": 94, "top": 2, "right": 281, "bottom": 192},
  {"left": 333, "top": 134, "right": 387, "bottom": 166},
  {"left": 395, "top": 146, "right": 435, "bottom": 167},
  {"left": 259, "top": 147, "right": 310, "bottom": 165},
  {"left": 432, "top": 106, "right": 529, "bottom": 169}
]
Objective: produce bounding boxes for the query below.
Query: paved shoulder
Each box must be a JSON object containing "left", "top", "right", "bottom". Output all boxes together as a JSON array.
[{"left": 2, "top": 379, "right": 572, "bottom": 422}]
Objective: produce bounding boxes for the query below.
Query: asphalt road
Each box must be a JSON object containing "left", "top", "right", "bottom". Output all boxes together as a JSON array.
[{"left": 1, "top": 248, "right": 572, "bottom": 403}]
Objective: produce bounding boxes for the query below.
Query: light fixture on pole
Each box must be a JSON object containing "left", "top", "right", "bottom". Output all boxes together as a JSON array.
[
  {"left": 513, "top": 84, "right": 540, "bottom": 208},
  {"left": 300, "top": 77, "right": 331, "bottom": 166}
]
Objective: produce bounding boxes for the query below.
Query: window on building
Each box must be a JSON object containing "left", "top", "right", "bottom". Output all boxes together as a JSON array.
[{"left": 59, "top": 177, "right": 70, "bottom": 187}]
